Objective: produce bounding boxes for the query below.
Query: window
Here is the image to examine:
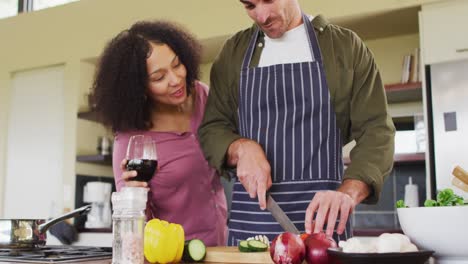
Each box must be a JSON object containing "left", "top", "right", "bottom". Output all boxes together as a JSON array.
[
  {"left": 0, "top": 0, "right": 79, "bottom": 19},
  {"left": 33, "top": 0, "right": 79, "bottom": 11},
  {"left": 0, "top": 0, "right": 18, "bottom": 19}
]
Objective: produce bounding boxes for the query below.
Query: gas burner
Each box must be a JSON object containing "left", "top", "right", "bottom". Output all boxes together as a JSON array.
[{"left": 0, "top": 246, "right": 112, "bottom": 263}]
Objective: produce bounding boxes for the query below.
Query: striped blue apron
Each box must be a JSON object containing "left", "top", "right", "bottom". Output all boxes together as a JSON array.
[{"left": 228, "top": 15, "right": 351, "bottom": 246}]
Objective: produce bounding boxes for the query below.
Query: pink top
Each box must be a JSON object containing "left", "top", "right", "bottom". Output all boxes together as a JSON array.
[{"left": 113, "top": 81, "right": 228, "bottom": 246}]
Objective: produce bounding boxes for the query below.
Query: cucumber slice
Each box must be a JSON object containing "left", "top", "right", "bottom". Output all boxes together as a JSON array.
[
  {"left": 238, "top": 240, "right": 251, "bottom": 252},
  {"left": 182, "top": 239, "right": 206, "bottom": 262},
  {"left": 247, "top": 239, "right": 268, "bottom": 252}
]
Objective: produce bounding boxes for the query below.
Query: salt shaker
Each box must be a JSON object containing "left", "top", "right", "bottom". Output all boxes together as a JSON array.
[{"left": 111, "top": 187, "right": 148, "bottom": 264}]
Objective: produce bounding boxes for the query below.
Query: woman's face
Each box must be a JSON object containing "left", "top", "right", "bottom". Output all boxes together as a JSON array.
[{"left": 146, "top": 42, "right": 188, "bottom": 108}]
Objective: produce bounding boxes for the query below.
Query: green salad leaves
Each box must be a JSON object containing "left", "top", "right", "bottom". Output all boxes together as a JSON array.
[
  {"left": 396, "top": 200, "right": 406, "bottom": 208},
  {"left": 396, "top": 188, "right": 465, "bottom": 208}
]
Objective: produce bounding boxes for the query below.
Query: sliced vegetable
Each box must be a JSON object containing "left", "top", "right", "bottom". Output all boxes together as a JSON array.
[
  {"left": 182, "top": 239, "right": 206, "bottom": 262},
  {"left": 247, "top": 240, "right": 268, "bottom": 252},
  {"left": 247, "top": 235, "right": 270, "bottom": 245},
  {"left": 238, "top": 240, "right": 252, "bottom": 252}
]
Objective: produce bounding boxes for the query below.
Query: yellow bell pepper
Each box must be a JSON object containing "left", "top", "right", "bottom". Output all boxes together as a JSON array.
[{"left": 144, "top": 219, "right": 185, "bottom": 264}]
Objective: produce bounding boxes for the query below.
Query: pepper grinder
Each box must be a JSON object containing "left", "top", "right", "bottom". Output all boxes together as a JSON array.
[
  {"left": 404, "top": 177, "right": 419, "bottom": 207},
  {"left": 111, "top": 187, "right": 148, "bottom": 264}
]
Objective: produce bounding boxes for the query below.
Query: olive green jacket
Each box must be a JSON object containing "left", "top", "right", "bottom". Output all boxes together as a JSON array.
[{"left": 198, "top": 15, "right": 395, "bottom": 204}]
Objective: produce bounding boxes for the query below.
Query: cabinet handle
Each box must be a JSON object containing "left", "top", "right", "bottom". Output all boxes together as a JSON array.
[{"left": 456, "top": 48, "right": 468, "bottom": 53}]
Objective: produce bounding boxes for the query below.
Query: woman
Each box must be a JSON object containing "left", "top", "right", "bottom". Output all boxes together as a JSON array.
[{"left": 88, "top": 20, "right": 227, "bottom": 246}]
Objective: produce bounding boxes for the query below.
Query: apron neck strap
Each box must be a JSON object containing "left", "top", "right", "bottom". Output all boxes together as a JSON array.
[{"left": 241, "top": 13, "right": 323, "bottom": 70}]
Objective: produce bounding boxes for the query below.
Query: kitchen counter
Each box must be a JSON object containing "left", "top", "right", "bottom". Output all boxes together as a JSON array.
[{"left": 0, "top": 261, "right": 111, "bottom": 264}]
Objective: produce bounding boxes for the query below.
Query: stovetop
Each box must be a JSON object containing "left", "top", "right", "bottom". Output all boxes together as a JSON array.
[{"left": 0, "top": 246, "right": 112, "bottom": 263}]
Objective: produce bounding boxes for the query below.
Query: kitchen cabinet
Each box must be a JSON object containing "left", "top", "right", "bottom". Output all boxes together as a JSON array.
[{"left": 420, "top": 0, "right": 468, "bottom": 64}]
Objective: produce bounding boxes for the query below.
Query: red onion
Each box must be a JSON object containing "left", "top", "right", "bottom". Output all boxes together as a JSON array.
[
  {"left": 270, "top": 232, "right": 305, "bottom": 264},
  {"left": 304, "top": 232, "right": 337, "bottom": 264}
]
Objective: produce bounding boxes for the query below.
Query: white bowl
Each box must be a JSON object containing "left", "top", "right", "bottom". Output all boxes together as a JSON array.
[{"left": 397, "top": 206, "right": 468, "bottom": 264}]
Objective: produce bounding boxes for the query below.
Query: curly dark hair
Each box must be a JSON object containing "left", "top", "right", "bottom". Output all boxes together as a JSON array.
[{"left": 89, "top": 20, "right": 202, "bottom": 132}]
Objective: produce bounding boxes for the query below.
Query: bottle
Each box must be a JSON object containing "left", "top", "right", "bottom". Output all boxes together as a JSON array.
[
  {"left": 98, "top": 136, "right": 112, "bottom": 156},
  {"left": 404, "top": 177, "right": 419, "bottom": 207},
  {"left": 111, "top": 187, "right": 148, "bottom": 264}
]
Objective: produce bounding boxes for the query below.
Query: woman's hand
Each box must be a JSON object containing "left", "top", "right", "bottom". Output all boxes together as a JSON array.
[{"left": 120, "top": 159, "right": 148, "bottom": 188}]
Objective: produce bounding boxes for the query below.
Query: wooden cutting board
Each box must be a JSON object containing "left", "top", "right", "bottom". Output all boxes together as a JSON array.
[{"left": 204, "top": 246, "right": 273, "bottom": 263}]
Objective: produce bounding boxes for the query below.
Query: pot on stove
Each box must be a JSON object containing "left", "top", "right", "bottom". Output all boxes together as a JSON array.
[{"left": 0, "top": 205, "right": 91, "bottom": 249}]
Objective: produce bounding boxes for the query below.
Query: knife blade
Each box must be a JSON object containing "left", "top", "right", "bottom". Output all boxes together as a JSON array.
[{"left": 266, "top": 194, "right": 300, "bottom": 234}]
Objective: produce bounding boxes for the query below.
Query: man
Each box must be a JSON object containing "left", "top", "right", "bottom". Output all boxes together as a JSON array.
[{"left": 199, "top": 0, "right": 395, "bottom": 245}]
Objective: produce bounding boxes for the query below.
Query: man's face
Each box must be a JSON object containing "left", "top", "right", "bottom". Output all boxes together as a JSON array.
[{"left": 240, "top": 0, "right": 301, "bottom": 39}]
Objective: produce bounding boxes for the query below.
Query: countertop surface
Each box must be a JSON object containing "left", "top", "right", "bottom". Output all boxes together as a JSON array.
[{"left": 0, "top": 261, "right": 111, "bottom": 264}]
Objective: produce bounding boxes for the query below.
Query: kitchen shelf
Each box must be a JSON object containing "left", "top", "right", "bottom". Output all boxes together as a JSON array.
[
  {"left": 385, "top": 82, "right": 422, "bottom": 104},
  {"left": 393, "top": 152, "right": 426, "bottom": 164},
  {"left": 78, "top": 110, "right": 100, "bottom": 123},
  {"left": 78, "top": 82, "right": 423, "bottom": 122},
  {"left": 343, "top": 152, "right": 425, "bottom": 166},
  {"left": 76, "top": 154, "right": 112, "bottom": 165}
]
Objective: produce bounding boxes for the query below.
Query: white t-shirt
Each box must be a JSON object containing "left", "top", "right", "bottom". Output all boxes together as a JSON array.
[{"left": 258, "top": 16, "right": 314, "bottom": 67}]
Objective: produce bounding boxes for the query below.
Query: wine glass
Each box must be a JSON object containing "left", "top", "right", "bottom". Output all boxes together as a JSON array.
[{"left": 125, "top": 135, "right": 158, "bottom": 182}]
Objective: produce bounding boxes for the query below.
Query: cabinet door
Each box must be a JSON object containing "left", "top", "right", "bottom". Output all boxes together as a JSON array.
[
  {"left": 420, "top": 0, "right": 468, "bottom": 64},
  {"left": 4, "top": 66, "right": 65, "bottom": 218}
]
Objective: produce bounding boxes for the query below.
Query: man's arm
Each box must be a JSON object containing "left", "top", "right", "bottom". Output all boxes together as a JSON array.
[
  {"left": 198, "top": 33, "right": 273, "bottom": 209},
  {"left": 305, "top": 29, "right": 395, "bottom": 236},
  {"left": 344, "top": 31, "right": 396, "bottom": 204},
  {"left": 198, "top": 41, "right": 242, "bottom": 176}
]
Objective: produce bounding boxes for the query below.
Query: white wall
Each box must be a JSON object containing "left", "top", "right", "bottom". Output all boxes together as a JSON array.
[{"left": 3, "top": 65, "right": 65, "bottom": 218}]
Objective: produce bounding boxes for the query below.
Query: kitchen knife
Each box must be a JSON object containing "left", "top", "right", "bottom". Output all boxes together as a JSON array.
[{"left": 266, "top": 194, "right": 300, "bottom": 234}]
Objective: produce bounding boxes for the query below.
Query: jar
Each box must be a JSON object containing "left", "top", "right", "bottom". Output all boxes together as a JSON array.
[{"left": 111, "top": 187, "right": 148, "bottom": 264}]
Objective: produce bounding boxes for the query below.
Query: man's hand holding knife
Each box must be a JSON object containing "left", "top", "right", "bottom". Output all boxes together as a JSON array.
[
  {"left": 227, "top": 138, "right": 272, "bottom": 210},
  {"left": 227, "top": 138, "right": 370, "bottom": 235}
]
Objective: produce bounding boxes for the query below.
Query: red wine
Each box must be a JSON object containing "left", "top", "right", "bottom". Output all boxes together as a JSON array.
[{"left": 126, "top": 159, "right": 157, "bottom": 182}]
